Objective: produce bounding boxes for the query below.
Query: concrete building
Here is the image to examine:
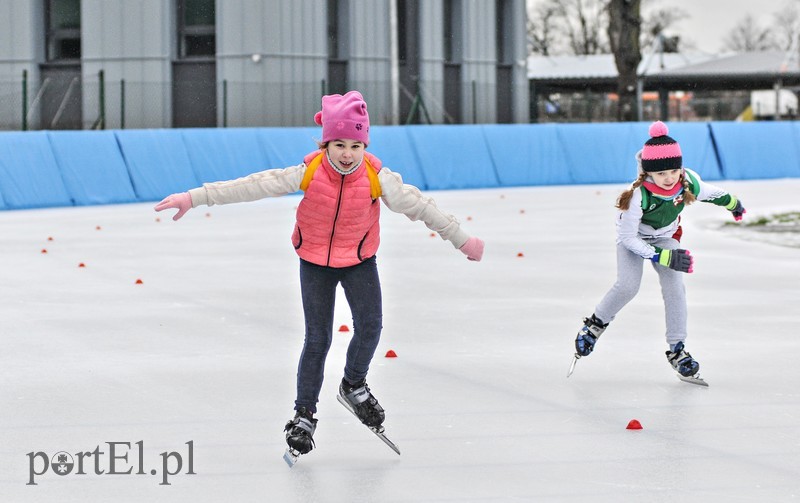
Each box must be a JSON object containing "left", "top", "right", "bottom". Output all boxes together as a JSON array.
[{"left": 0, "top": 0, "right": 529, "bottom": 130}]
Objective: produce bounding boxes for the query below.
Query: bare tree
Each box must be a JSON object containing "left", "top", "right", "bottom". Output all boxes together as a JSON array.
[
  {"left": 640, "top": 2, "right": 689, "bottom": 52},
  {"left": 557, "top": 0, "right": 611, "bottom": 55},
  {"left": 608, "top": 0, "right": 641, "bottom": 121},
  {"left": 723, "top": 14, "right": 776, "bottom": 51},
  {"left": 527, "top": 0, "right": 561, "bottom": 55},
  {"left": 526, "top": 0, "right": 610, "bottom": 56},
  {"left": 771, "top": 0, "right": 800, "bottom": 51}
]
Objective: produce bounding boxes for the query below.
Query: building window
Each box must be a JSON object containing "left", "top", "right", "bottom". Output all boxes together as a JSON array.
[
  {"left": 327, "top": 0, "right": 348, "bottom": 95},
  {"left": 495, "top": 0, "right": 512, "bottom": 64},
  {"left": 46, "top": 0, "right": 81, "bottom": 61},
  {"left": 443, "top": 0, "right": 452, "bottom": 63},
  {"left": 327, "top": 0, "right": 340, "bottom": 59},
  {"left": 178, "top": 0, "right": 216, "bottom": 58},
  {"left": 397, "top": 0, "right": 408, "bottom": 64}
]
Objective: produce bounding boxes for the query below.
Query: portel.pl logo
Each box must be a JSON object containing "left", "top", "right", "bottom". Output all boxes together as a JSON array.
[{"left": 27, "top": 441, "right": 195, "bottom": 486}]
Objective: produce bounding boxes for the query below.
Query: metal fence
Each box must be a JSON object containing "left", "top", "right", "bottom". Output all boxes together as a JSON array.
[
  {"left": 533, "top": 90, "right": 766, "bottom": 123},
  {"left": 1, "top": 71, "right": 526, "bottom": 131}
]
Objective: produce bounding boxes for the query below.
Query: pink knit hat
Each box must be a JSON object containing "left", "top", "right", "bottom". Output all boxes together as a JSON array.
[
  {"left": 313, "top": 91, "right": 370, "bottom": 145},
  {"left": 641, "top": 121, "right": 682, "bottom": 172}
]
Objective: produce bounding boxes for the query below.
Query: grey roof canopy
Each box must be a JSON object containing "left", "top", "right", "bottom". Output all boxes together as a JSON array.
[{"left": 528, "top": 51, "right": 800, "bottom": 92}]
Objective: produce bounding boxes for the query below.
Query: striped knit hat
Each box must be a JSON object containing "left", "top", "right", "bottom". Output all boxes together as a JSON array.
[{"left": 641, "top": 121, "right": 682, "bottom": 172}]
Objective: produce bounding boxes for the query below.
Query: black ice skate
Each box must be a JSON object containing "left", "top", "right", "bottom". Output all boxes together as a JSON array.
[
  {"left": 338, "top": 378, "right": 385, "bottom": 429},
  {"left": 568, "top": 314, "right": 609, "bottom": 377},
  {"left": 336, "top": 378, "right": 400, "bottom": 455},
  {"left": 666, "top": 342, "right": 708, "bottom": 387},
  {"left": 283, "top": 407, "right": 317, "bottom": 467}
]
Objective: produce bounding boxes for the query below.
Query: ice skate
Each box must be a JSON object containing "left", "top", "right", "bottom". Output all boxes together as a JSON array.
[
  {"left": 666, "top": 341, "right": 699, "bottom": 377},
  {"left": 667, "top": 342, "right": 708, "bottom": 387},
  {"left": 666, "top": 342, "right": 707, "bottom": 386},
  {"left": 575, "top": 314, "right": 608, "bottom": 357},
  {"left": 338, "top": 378, "right": 385, "bottom": 430},
  {"left": 283, "top": 407, "right": 317, "bottom": 466},
  {"left": 568, "top": 314, "right": 609, "bottom": 377}
]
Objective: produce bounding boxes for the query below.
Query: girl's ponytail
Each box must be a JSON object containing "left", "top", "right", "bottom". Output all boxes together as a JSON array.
[
  {"left": 681, "top": 173, "right": 696, "bottom": 205},
  {"left": 616, "top": 172, "right": 647, "bottom": 210}
]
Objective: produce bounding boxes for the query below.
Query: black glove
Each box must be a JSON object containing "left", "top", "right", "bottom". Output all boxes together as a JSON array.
[
  {"left": 727, "top": 198, "right": 746, "bottom": 221},
  {"left": 652, "top": 248, "right": 693, "bottom": 273}
]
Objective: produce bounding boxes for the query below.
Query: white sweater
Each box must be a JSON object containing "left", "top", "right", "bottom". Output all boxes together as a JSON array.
[{"left": 188, "top": 163, "right": 470, "bottom": 249}]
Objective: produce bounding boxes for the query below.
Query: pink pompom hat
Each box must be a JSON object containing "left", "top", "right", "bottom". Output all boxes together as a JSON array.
[
  {"left": 313, "top": 90, "right": 370, "bottom": 145},
  {"left": 641, "top": 121, "right": 682, "bottom": 172}
]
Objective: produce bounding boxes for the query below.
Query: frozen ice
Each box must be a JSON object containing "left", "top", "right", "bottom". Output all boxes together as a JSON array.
[{"left": 1, "top": 178, "right": 798, "bottom": 501}]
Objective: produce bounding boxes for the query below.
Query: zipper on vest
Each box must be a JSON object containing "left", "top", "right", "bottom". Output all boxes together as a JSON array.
[{"left": 326, "top": 175, "right": 346, "bottom": 266}]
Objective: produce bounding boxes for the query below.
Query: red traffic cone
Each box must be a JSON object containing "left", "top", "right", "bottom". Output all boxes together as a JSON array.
[
  {"left": 135, "top": 279, "right": 143, "bottom": 285},
  {"left": 338, "top": 325, "right": 350, "bottom": 332},
  {"left": 385, "top": 349, "right": 397, "bottom": 358},
  {"left": 626, "top": 419, "right": 643, "bottom": 430}
]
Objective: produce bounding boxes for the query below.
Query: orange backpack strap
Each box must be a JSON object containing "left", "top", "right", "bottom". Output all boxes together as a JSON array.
[
  {"left": 299, "top": 153, "right": 324, "bottom": 192},
  {"left": 363, "top": 156, "right": 382, "bottom": 200}
]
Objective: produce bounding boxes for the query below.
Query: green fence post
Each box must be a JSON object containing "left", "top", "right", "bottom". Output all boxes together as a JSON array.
[
  {"left": 98, "top": 69, "right": 105, "bottom": 129},
  {"left": 223, "top": 79, "right": 228, "bottom": 128},
  {"left": 22, "top": 69, "right": 28, "bottom": 131},
  {"left": 472, "top": 80, "right": 477, "bottom": 124},
  {"left": 120, "top": 79, "right": 125, "bottom": 130}
]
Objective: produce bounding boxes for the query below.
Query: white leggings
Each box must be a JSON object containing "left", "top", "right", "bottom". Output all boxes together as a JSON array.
[{"left": 594, "top": 237, "right": 687, "bottom": 346}]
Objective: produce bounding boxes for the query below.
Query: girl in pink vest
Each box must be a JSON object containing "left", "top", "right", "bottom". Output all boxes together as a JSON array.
[{"left": 155, "top": 91, "right": 484, "bottom": 461}]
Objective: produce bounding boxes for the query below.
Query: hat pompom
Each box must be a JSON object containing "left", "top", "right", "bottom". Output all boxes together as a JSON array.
[
  {"left": 313, "top": 111, "right": 323, "bottom": 126},
  {"left": 649, "top": 121, "right": 669, "bottom": 138}
]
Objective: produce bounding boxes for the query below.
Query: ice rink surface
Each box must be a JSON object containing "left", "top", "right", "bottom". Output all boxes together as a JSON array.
[{"left": 1, "top": 178, "right": 799, "bottom": 502}]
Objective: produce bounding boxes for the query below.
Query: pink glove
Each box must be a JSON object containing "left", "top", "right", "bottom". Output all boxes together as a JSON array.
[
  {"left": 154, "top": 192, "right": 193, "bottom": 221},
  {"left": 459, "top": 237, "right": 484, "bottom": 262}
]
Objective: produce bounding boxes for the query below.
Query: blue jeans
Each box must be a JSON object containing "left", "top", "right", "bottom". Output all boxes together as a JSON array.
[{"left": 295, "top": 256, "right": 383, "bottom": 413}]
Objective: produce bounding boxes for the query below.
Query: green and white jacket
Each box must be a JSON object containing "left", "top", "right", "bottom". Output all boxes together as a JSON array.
[{"left": 617, "top": 165, "right": 739, "bottom": 259}]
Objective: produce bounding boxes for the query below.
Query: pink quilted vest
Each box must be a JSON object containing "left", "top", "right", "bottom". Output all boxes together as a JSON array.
[{"left": 292, "top": 150, "right": 382, "bottom": 268}]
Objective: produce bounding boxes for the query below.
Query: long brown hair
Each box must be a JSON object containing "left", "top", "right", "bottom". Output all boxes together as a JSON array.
[
  {"left": 616, "top": 171, "right": 696, "bottom": 210},
  {"left": 616, "top": 172, "right": 647, "bottom": 210}
]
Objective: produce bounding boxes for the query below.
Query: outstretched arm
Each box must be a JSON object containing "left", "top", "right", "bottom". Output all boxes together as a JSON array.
[
  {"left": 690, "top": 169, "right": 745, "bottom": 221},
  {"left": 189, "top": 165, "right": 306, "bottom": 207},
  {"left": 154, "top": 165, "right": 306, "bottom": 221}
]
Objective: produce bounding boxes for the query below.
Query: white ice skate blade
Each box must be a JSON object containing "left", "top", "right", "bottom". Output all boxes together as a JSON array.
[
  {"left": 678, "top": 374, "right": 709, "bottom": 387},
  {"left": 283, "top": 448, "right": 300, "bottom": 468},
  {"left": 567, "top": 354, "right": 580, "bottom": 377},
  {"left": 336, "top": 394, "right": 401, "bottom": 455}
]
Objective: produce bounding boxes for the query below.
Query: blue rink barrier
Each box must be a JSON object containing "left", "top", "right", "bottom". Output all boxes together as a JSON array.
[{"left": 0, "top": 121, "right": 797, "bottom": 210}]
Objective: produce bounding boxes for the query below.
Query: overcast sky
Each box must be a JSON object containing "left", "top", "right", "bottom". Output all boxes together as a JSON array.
[
  {"left": 663, "top": 0, "right": 785, "bottom": 53},
  {"left": 527, "top": 0, "right": 791, "bottom": 54}
]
